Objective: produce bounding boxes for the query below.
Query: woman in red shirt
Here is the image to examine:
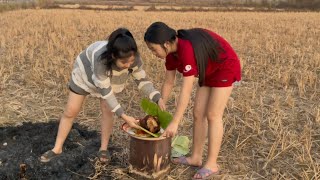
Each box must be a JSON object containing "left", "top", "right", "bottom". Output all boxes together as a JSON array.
[{"left": 144, "top": 22, "right": 241, "bottom": 179}]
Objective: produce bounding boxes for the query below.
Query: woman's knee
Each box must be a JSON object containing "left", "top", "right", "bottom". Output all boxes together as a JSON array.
[
  {"left": 193, "top": 109, "right": 205, "bottom": 121},
  {"left": 63, "top": 108, "right": 78, "bottom": 119},
  {"left": 206, "top": 112, "right": 223, "bottom": 122},
  {"left": 100, "top": 105, "right": 113, "bottom": 120},
  {"left": 101, "top": 102, "right": 111, "bottom": 112}
]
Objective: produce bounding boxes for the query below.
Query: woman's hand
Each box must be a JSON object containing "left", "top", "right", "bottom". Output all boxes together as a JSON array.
[
  {"left": 157, "top": 98, "right": 166, "bottom": 111},
  {"left": 161, "top": 121, "right": 179, "bottom": 137},
  {"left": 162, "top": 76, "right": 195, "bottom": 136},
  {"left": 121, "top": 114, "right": 140, "bottom": 129}
]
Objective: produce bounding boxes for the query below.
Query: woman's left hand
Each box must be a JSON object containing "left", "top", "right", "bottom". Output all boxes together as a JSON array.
[{"left": 157, "top": 98, "right": 166, "bottom": 111}]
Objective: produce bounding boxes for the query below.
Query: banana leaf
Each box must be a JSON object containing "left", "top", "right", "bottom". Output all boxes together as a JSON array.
[{"left": 140, "top": 98, "right": 172, "bottom": 129}]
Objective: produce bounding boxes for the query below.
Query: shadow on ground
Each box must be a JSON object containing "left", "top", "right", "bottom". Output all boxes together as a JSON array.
[{"left": 0, "top": 121, "right": 124, "bottom": 179}]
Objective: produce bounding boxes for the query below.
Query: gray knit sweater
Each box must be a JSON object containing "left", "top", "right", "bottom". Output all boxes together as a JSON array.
[{"left": 69, "top": 41, "right": 161, "bottom": 116}]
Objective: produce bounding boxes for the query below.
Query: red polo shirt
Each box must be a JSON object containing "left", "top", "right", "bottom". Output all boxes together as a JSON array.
[{"left": 165, "top": 29, "right": 241, "bottom": 87}]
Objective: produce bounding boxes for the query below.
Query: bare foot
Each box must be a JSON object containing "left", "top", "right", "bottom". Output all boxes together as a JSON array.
[
  {"left": 172, "top": 156, "right": 202, "bottom": 167},
  {"left": 193, "top": 163, "right": 220, "bottom": 179},
  {"left": 193, "top": 165, "right": 220, "bottom": 179},
  {"left": 203, "top": 163, "right": 219, "bottom": 172}
]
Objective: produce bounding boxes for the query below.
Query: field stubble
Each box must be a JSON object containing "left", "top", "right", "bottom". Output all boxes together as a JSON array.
[{"left": 0, "top": 9, "right": 319, "bottom": 179}]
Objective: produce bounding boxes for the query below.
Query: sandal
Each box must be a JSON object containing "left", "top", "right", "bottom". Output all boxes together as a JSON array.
[
  {"left": 171, "top": 156, "right": 202, "bottom": 167},
  {"left": 40, "top": 150, "right": 61, "bottom": 163},
  {"left": 192, "top": 167, "right": 220, "bottom": 180},
  {"left": 97, "top": 150, "right": 111, "bottom": 164}
]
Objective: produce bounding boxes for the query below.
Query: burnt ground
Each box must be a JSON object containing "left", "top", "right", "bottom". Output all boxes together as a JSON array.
[{"left": 0, "top": 121, "right": 126, "bottom": 180}]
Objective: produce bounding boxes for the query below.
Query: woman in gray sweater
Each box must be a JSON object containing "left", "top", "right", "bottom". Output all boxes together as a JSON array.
[{"left": 40, "top": 28, "right": 164, "bottom": 163}]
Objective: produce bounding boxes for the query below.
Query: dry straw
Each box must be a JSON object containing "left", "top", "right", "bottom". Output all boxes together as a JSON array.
[{"left": 0, "top": 9, "right": 319, "bottom": 179}]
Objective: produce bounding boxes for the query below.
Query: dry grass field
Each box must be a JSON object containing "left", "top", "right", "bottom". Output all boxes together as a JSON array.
[{"left": 0, "top": 9, "right": 319, "bottom": 179}]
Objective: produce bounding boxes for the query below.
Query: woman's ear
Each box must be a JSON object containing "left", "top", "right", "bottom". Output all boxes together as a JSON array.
[
  {"left": 163, "top": 41, "right": 171, "bottom": 52},
  {"left": 111, "top": 54, "right": 115, "bottom": 60}
]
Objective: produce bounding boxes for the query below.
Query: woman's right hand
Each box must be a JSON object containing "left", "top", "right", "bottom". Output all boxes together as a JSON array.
[
  {"left": 121, "top": 114, "right": 140, "bottom": 129},
  {"left": 161, "top": 121, "right": 179, "bottom": 138}
]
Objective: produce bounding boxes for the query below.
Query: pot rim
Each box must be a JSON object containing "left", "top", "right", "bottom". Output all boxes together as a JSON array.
[{"left": 121, "top": 123, "right": 170, "bottom": 141}]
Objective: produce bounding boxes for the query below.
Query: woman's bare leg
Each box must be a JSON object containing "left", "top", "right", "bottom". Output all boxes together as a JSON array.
[
  {"left": 42, "top": 91, "right": 85, "bottom": 159},
  {"left": 205, "top": 87, "right": 233, "bottom": 171},
  {"left": 172, "top": 86, "right": 210, "bottom": 166},
  {"left": 99, "top": 99, "right": 114, "bottom": 161}
]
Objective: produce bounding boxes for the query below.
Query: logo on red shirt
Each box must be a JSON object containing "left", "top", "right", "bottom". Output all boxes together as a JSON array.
[{"left": 183, "top": 65, "right": 192, "bottom": 73}]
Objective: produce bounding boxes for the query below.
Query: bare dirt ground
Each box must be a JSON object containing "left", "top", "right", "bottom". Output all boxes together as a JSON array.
[{"left": 0, "top": 121, "right": 128, "bottom": 179}]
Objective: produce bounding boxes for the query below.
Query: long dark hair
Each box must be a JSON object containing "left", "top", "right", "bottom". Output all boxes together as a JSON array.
[
  {"left": 144, "top": 22, "right": 176, "bottom": 54},
  {"left": 100, "top": 28, "right": 138, "bottom": 76},
  {"left": 144, "top": 22, "right": 223, "bottom": 86}
]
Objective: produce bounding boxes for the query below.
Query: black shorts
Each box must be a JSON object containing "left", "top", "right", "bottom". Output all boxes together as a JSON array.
[{"left": 68, "top": 79, "right": 89, "bottom": 96}]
